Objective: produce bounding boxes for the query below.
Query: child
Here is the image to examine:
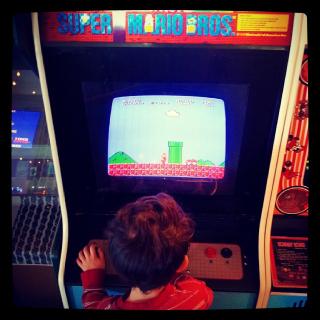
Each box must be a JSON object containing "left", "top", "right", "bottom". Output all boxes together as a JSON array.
[{"left": 76, "top": 192, "right": 214, "bottom": 310}]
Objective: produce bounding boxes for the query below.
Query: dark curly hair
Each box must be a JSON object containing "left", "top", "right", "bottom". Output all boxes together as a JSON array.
[{"left": 107, "top": 193, "right": 195, "bottom": 292}]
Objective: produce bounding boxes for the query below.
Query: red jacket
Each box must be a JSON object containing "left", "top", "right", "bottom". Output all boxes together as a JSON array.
[{"left": 81, "top": 269, "right": 214, "bottom": 310}]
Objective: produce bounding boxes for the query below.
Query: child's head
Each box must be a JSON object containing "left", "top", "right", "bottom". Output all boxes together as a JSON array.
[{"left": 107, "top": 193, "right": 195, "bottom": 292}]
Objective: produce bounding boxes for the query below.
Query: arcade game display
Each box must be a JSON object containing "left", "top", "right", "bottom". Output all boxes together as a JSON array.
[{"left": 31, "top": 10, "right": 307, "bottom": 309}]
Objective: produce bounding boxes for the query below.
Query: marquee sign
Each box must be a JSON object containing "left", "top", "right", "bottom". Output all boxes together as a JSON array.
[{"left": 40, "top": 11, "right": 293, "bottom": 46}]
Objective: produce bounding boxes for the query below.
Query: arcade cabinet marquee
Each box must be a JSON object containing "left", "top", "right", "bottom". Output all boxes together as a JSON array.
[{"left": 41, "top": 11, "right": 293, "bottom": 46}]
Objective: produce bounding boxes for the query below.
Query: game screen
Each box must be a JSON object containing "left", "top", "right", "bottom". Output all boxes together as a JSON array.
[
  {"left": 83, "top": 81, "right": 248, "bottom": 196},
  {"left": 108, "top": 95, "right": 225, "bottom": 180},
  {"left": 11, "top": 110, "right": 40, "bottom": 148}
]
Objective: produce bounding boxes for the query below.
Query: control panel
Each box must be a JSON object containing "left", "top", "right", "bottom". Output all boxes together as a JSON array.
[
  {"left": 90, "top": 240, "right": 243, "bottom": 280},
  {"left": 188, "top": 242, "right": 243, "bottom": 280}
]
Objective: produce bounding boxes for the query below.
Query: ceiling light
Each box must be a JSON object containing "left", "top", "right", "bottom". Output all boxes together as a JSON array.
[
  {"left": 16, "top": 71, "right": 21, "bottom": 77},
  {"left": 32, "top": 90, "right": 36, "bottom": 95},
  {"left": 12, "top": 81, "right": 16, "bottom": 86}
]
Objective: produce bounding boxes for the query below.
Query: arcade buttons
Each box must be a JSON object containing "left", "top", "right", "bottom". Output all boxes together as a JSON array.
[{"left": 220, "top": 247, "right": 233, "bottom": 259}]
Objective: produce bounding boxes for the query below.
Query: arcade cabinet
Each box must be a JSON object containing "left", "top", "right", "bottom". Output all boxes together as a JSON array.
[
  {"left": 265, "top": 50, "right": 309, "bottom": 308},
  {"left": 31, "top": 10, "right": 307, "bottom": 309}
]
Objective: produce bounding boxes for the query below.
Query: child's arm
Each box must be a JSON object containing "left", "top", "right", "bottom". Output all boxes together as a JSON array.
[{"left": 77, "top": 243, "right": 110, "bottom": 309}]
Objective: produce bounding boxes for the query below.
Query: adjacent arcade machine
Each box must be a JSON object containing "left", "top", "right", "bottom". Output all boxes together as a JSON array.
[
  {"left": 264, "top": 50, "right": 308, "bottom": 308},
  {"left": 32, "top": 11, "right": 307, "bottom": 309}
]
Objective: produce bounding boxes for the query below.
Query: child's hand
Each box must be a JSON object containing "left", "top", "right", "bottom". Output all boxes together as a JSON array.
[{"left": 76, "top": 243, "right": 106, "bottom": 272}]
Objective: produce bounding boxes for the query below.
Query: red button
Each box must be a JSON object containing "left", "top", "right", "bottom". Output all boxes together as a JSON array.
[{"left": 204, "top": 247, "right": 217, "bottom": 258}]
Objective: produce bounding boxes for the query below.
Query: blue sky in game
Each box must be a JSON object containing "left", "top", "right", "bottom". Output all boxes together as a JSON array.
[{"left": 108, "top": 95, "right": 225, "bottom": 165}]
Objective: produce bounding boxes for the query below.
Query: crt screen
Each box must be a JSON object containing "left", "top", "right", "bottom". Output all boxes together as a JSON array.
[{"left": 108, "top": 95, "right": 226, "bottom": 180}]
